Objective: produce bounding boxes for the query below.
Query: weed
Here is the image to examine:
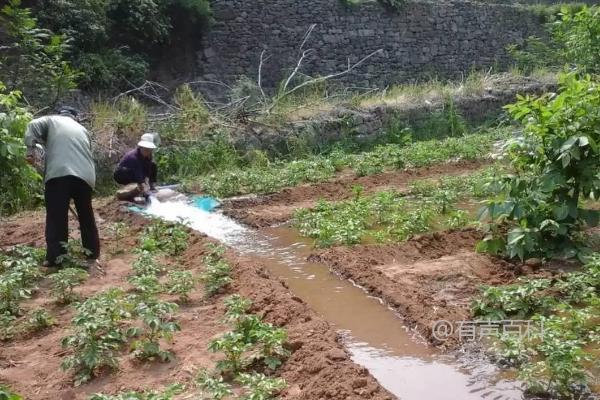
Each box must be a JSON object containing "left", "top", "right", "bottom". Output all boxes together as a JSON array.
[{"left": 49, "top": 268, "right": 89, "bottom": 304}]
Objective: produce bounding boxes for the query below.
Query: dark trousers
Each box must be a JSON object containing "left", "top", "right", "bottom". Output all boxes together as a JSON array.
[
  {"left": 45, "top": 176, "right": 100, "bottom": 266},
  {"left": 113, "top": 163, "right": 157, "bottom": 185}
]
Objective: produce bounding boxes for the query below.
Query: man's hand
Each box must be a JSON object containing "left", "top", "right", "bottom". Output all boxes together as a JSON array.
[{"left": 25, "top": 155, "right": 35, "bottom": 165}]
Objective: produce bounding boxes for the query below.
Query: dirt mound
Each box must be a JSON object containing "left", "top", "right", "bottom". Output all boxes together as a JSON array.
[
  {"left": 313, "top": 229, "right": 546, "bottom": 348},
  {"left": 0, "top": 201, "right": 393, "bottom": 400},
  {"left": 223, "top": 160, "right": 487, "bottom": 228}
]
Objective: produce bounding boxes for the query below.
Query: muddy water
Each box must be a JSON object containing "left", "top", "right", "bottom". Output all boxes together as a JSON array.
[{"left": 143, "top": 198, "right": 523, "bottom": 400}]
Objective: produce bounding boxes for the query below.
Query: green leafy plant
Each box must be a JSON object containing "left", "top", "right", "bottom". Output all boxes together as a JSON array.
[
  {"left": 0, "top": 246, "right": 43, "bottom": 315},
  {"left": 0, "top": 84, "right": 41, "bottom": 216},
  {"left": 0, "top": 0, "right": 79, "bottom": 107},
  {"left": 56, "top": 240, "right": 92, "bottom": 269},
  {"left": 128, "top": 274, "right": 163, "bottom": 299},
  {"left": 478, "top": 73, "right": 600, "bottom": 260},
  {"left": 108, "top": 222, "right": 127, "bottom": 254},
  {"left": 130, "top": 300, "right": 180, "bottom": 362},
  {"left": 61, "top": 289, "right": 133, "bottom": 385},
  {"left": 132, "top": 251, "right": 163, "bottom": 277},
  {"left": 27, "top": 308, "right": 56, "bottom": 331},
  {"left": 49, "top": 268, "right": 88, "bottom": 303},
  {"left": 0, "top": 385, "right": 23, "bottom": 400},
  {"left": 196, "top": 368, "right": 234, "bottom": 400},
  {"left": 141, "top": 219, "right": 189, "bottom": 256},
  {"left": 165, "top": 270, "right": 195, "bottom": 303},
  {"left": 201, "top": 245, "right": 232, "bottom": 297},
  {"left": 237, "top": 373, "right": 286, "bottom": 400},
  {"left": 0, "top": 312, "right": 17, "bottom": 340},
  {"left": 89, "top": 384, "right": 184, "bottom": 400}
]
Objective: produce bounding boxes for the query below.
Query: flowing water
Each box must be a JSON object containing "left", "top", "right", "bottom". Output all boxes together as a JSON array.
[{"left": 142, "top": 196, "right": 523, "bottom": 399}]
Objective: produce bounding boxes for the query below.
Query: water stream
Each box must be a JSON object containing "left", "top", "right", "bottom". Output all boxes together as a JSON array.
[{"left": 142, "top": 197, "right": 523, "bottom": 399}]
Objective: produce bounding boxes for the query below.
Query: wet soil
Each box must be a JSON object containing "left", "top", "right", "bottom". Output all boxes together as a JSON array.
[
  {"left": 0, "top": 201, "right": 392, "bottom": 400},
  {"left": 313, "top": 229, "right": 555, "bottom": 348},
  {"left": 223, "top": 160, "right": 488, "bottom": 228}
]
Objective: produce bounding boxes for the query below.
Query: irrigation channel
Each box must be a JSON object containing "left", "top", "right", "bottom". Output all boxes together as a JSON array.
[{"left": 139, "top": 193, "right": 523, "bottom": 399}]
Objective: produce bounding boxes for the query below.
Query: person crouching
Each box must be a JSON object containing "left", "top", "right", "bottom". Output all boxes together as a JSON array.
[{"left": 114, "top": 133, "right": 158, "bottom": 202}]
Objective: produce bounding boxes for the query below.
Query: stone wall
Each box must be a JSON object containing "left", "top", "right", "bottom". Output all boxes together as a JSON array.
[
  {"left": 198, "top": 0, "right": 546, "bottom": 93},
  {"left": 230, "top": 75, "right": 555, "bottom": 154}
]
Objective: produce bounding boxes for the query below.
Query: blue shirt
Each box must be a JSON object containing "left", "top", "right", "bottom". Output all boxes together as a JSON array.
[{"left": 116, "top": 148, "right": 153, "bottom": 184}]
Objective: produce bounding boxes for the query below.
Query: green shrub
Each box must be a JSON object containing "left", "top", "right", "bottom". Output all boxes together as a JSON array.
[
  {"left": 0, "top": 86, "right": 42, "bottom": 216},
  {"left": 76, "top": 50, "right": 149, "bottom": 92}
]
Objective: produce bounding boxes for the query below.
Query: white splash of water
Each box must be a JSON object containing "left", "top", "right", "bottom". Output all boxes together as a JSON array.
[{"left": 144, "top": 197, "right": 250, "bottom": 246}]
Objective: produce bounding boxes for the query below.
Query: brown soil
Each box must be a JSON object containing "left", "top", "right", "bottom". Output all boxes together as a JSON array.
[
  {"left": 222, "top": 160, "right": 488, "bottom": 227},
  {"left": 312, "top": 228, "right": 555, "bottom": 348},
  {"left": 0, "top": 201, "right": 392, "bottom": 400}
]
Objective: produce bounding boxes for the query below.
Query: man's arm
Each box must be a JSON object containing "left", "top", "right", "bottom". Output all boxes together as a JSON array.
[{"left": 24, "top": 116, "right": 50, "bottom": 161}]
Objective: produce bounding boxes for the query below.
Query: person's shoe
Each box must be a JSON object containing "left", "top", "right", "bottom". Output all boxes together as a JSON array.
[
  {"left": 83, "top": 259, "right": 105, "bottom": 274},
  {"left": 41, "top": 261, "right": 60, "bottom": 274}
]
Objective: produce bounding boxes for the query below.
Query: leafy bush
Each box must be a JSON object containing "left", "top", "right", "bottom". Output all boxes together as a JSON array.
[
  {"left": 509, "top": 6, "right": 600, "bottom": 74},
  {"left": 478, "top": 74, "right": 600, "bottom": 260},
  {"left": 76, "top": 50, "right": 149, "bottom": 92},
  {"left": 0, "top": 0, "right": 79, "bottom": 107},
  {"left": 0, "top": 85, "right": 42, "bottom": 216}
]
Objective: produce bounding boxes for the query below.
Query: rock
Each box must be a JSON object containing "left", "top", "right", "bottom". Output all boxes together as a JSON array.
[
  {"left": 352, "top": 378, "right": 368, "bottom": 389},
  {"left": 326, "top": 348, "right": 347, "bottom": 361}
]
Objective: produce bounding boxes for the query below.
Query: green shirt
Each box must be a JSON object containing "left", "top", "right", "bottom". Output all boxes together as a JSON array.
[{"left": 24, "top": 115, "right": 96, "bottom": 188}]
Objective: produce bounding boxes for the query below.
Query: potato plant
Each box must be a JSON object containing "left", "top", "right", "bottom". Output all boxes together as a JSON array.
[
  {"left": 472, "top": 254, "right": 600, "bottom": 398},
  {"left": 27, "top": 308, "right": 56, "bottom": 331},
  {"left": 0, "top": 247, "right": 43, "bottom": 315},
  {"left": 209, "top": 295, "right": 289, "bottom": 374},
  {"left": 192, "top": 129, "right": 508, "bottom": 198},
  {"left": 130, "top": 300, "right": 181, "bottom": 362},
  {"left": 49, "top": 268, "right": 89, "bottom": 304},
  {"left": 61, "top": 289, "right": 133, "bottom": 385},
  {"left": 165, "top": 270, "right": 195, "bottom": 303},
  {"left": 89, "top": 384, "right": 184, "bottom": 400},
  {"left": 201, "top": 245, "right": 232, "bottom": 297},
  {"left": 140, "top": 219, "right": 189, "bottom": 256}
]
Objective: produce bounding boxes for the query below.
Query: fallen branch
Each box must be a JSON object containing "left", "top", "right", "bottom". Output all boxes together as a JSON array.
[{"left": 267, "top": 49, "right": 383, "bottom": 113}]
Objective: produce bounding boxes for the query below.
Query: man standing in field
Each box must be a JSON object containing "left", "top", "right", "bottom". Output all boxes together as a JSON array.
[{"left": 24, "top": 106, "right": 100, "bottom": 269}]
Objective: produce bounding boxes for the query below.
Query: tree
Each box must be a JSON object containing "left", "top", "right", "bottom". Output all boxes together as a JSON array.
[
  {"left": 0, "top": 0, "right": 79, "bottom": 108},
  {"left": 478, "top": 73, "right": 600, "bottom": 260}
]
